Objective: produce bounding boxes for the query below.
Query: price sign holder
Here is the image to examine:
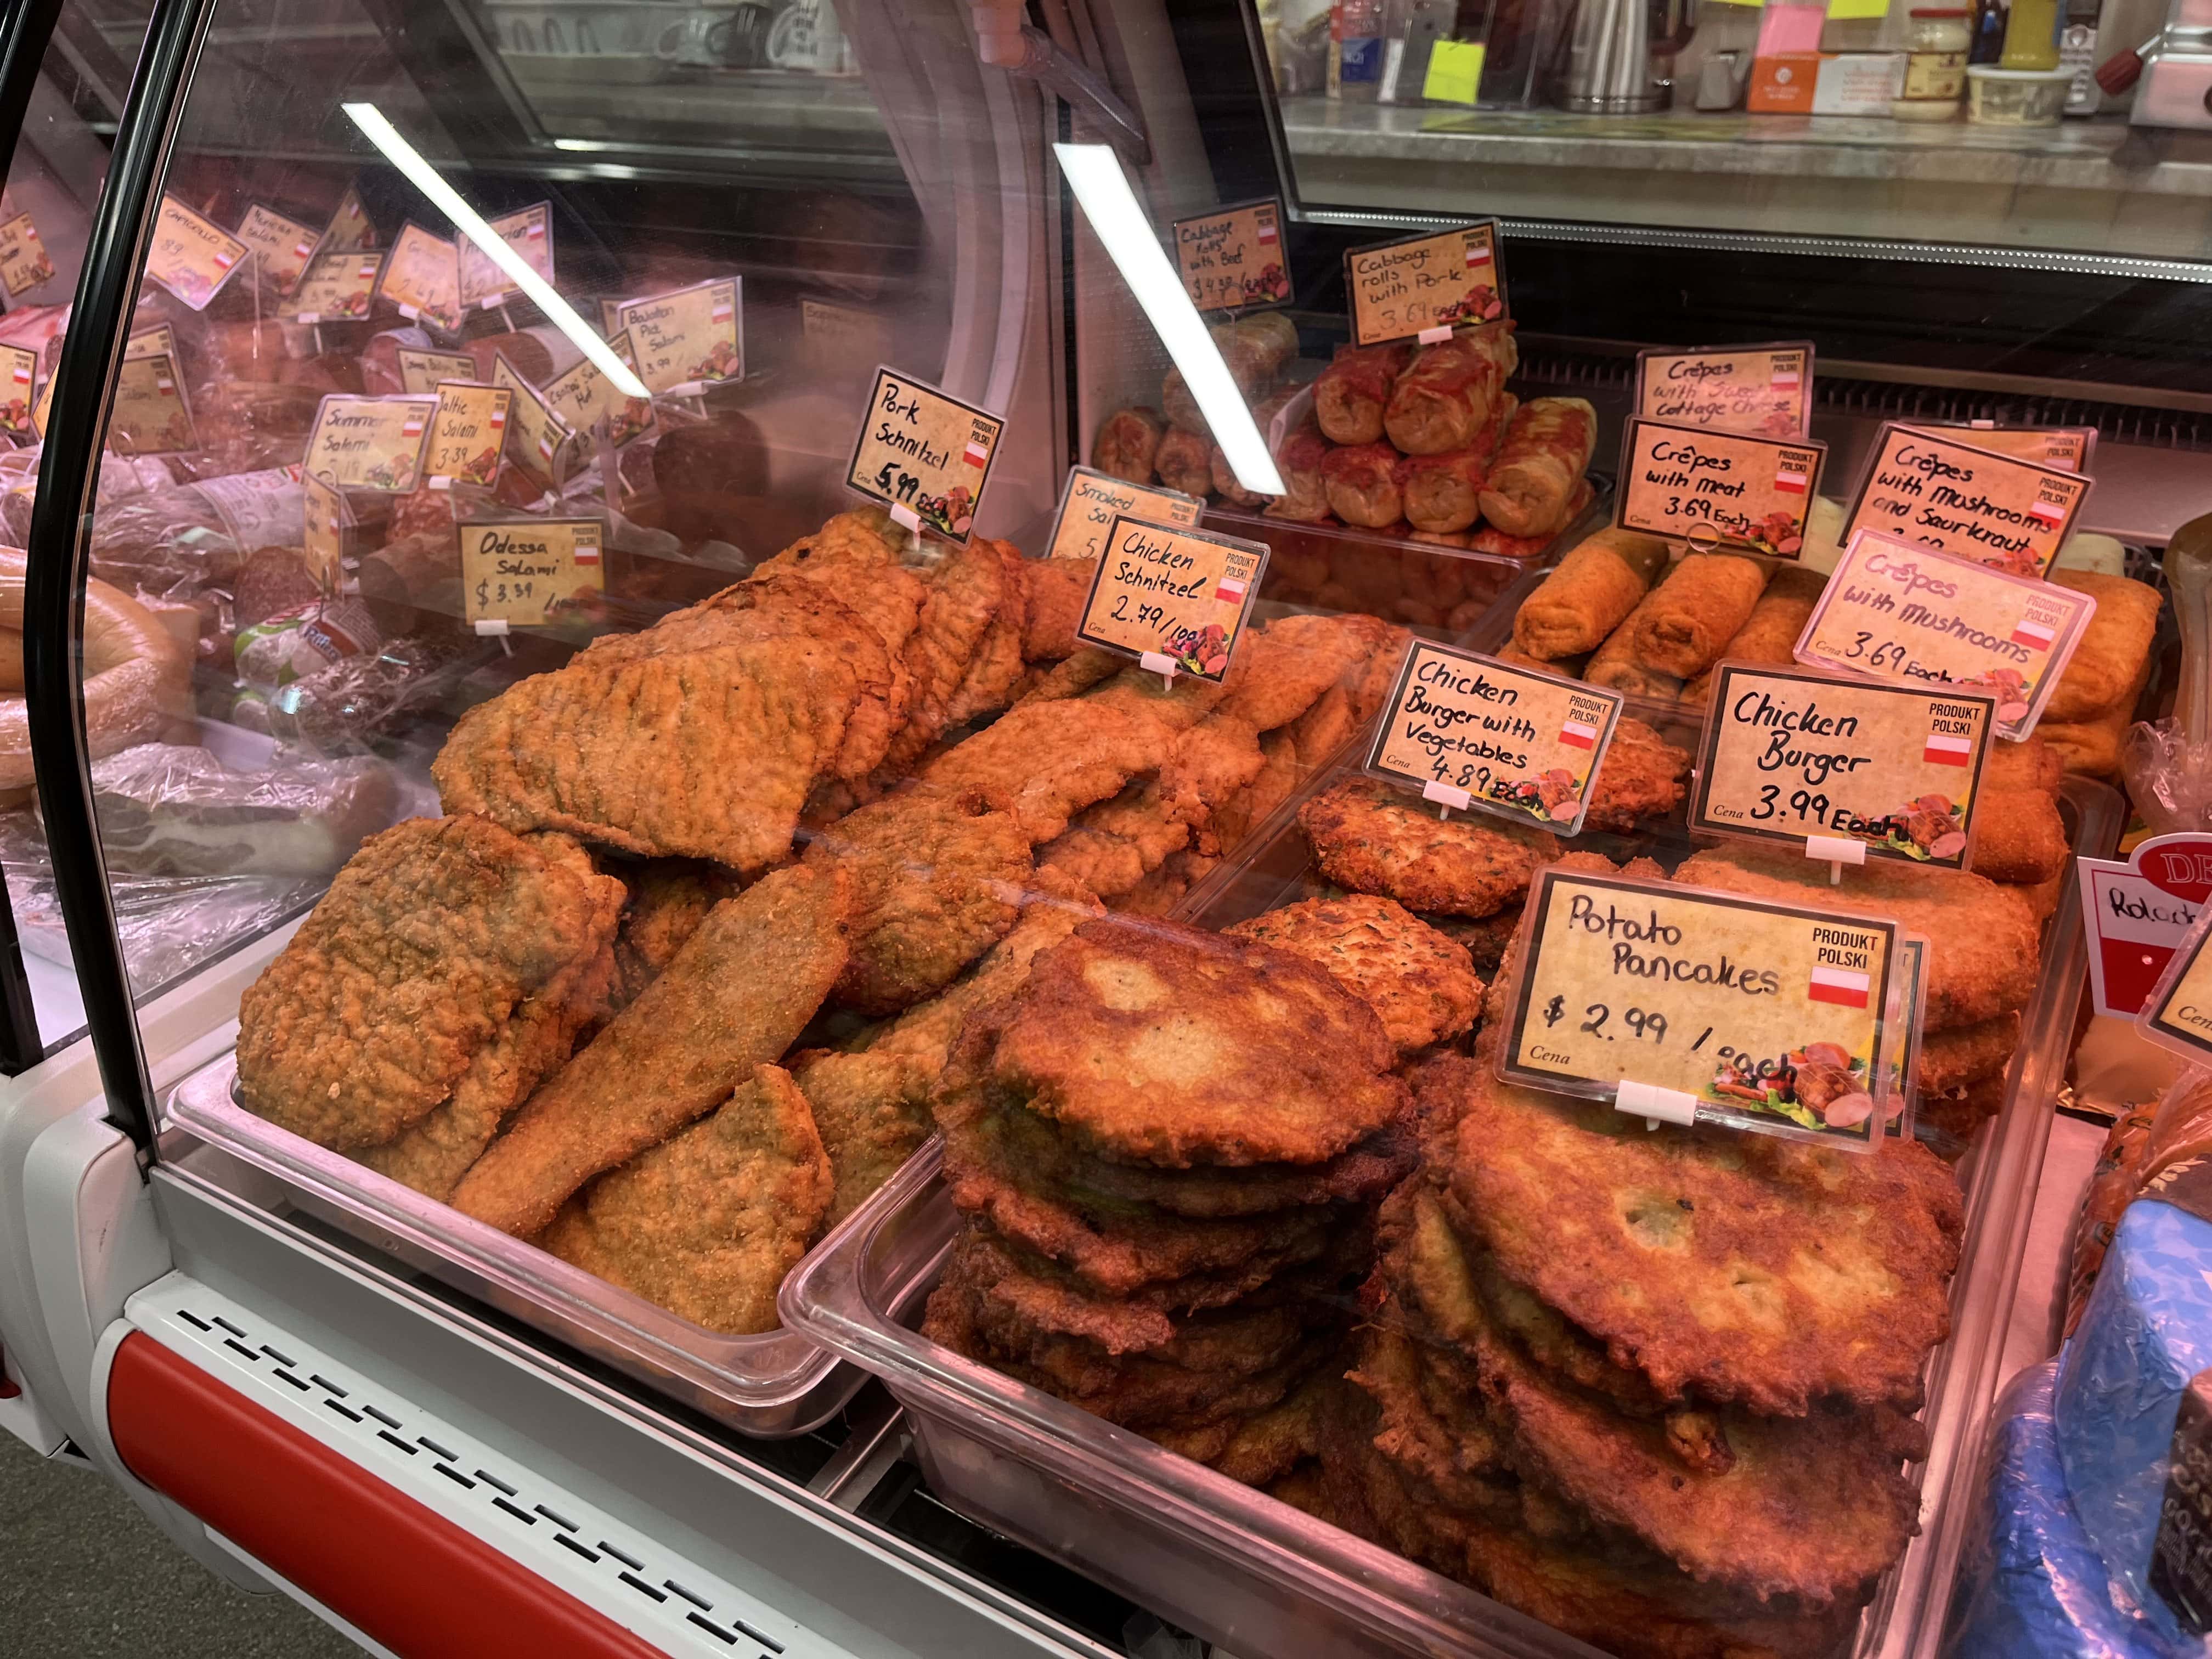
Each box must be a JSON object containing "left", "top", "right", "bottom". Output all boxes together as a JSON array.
[
  {"left": 458, "top": 518, "right": 605, "bottom": 634},
  {"left": 1343, "top": 221, "right": 1507, "bottom": 347},
  {"left": 1169, "top": 196, "right": 1292, "bottom": 315},
  {"left": 1793, "top": 527, "right": 2097, "bottom": 742},
  {"left": 1614, "top": 417, "right": 1827, "bottom": 558},
  {"left": 1043, "top": 466, "right": 1202, "bottom": 565},
  {"left": 1884, "top": 935, "right": 1928, "bottom": 1139},
  {"left": 1844, "top": 421, "right": 2091, "bottom": 579},
  {"left": 1365, "top": 639, "right": 1624, "bottom": 837},
  {"left": 1501, "top": 868, "right": 1898, "bottom": 1150},
  {"left": 2136, "top": 896, "right": 2212, "bottom": 1067},
  {"left": 1633, "top": 340, "right": 1815, "bottom": 439},
  {"left": 1687, "top": 663, "right": 1998, "bottom": 881},
  {"left": 2080, "top": 834, "right": 2212, "bottom": 1020},
  {"left": 302, "top": 471, "right": 351, "bottom": 596},
  {"left": 844, "top": 366, "right": 1004, "bottom": 546},
  {"left": 1075, "top": 515, "right": 1268, "bottom": 686}
]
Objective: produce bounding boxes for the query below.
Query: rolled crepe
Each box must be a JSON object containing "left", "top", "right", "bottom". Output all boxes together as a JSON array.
[
  {"left": 1584, "top": 618, "right": 1684, "bottom": 700},
  {"left": 1985, "top": 734, "right": 2063, "bottom": 795},
  {"left": 1679, "top": 566, "right": 1829, "bottom": 704},
  {"left": 2044, "top": 569, "right": 2162, "bottom": 723},
  {"left": 2039, "top": 701, "right": 2134, "bottom": 780},
  {"left": 1091, "top": 405, "right": 1164, "bottom": 484},
  {"left": 1968, "top": 787, "right": 2069, "bottom": 884},
  {"left": 1510, "top": 527, "right": 1671, "bottom": 660},
  {"left": 1629, "top": 551, "right": 1771, "bottom": 680},
  {"left": 1476, "top": 397, "right": 1598, "bottom": 538}
]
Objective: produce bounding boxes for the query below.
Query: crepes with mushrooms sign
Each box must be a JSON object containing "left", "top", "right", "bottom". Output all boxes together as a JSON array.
[{"left": 1503, "top": 869, "right": 1898, "bottom": 1148}]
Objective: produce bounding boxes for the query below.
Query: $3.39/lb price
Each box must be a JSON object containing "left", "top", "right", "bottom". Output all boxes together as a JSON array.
[{"left": 1501, "top": 869, "right": 1898, "bottom": 1147}]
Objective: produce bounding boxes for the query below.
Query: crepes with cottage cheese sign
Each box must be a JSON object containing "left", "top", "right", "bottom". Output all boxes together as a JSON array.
[
  {"left": 1502, "top": 869, "right": 1898, "bottom": 1149},
  {"left": 845, "top": 368, "right": 1005, "bottom": 546},
  {"left": 1795, "top": 528, "right": 2097, "bottom": 742},
  {"left": 1688, "top": 664, "right": 1997, "bottom": 870},
  {"left": 1846, "top": 422, "right": 2091, "bottom": 579},
  {"left": 1367, "top": 640, "right": 1624, "bottom": 837},
  {"left": 1076, "top": 517, "right": 1268, "bottom": 683},
  {"left": 1634, "top": 341, "right": 1813, "bottom": 439}
]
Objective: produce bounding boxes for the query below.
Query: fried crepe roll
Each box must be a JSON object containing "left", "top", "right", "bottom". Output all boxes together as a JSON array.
[
  {"left": 1383, "top": 321, "right": 1517, "bottom": 456},
  {"left": 1321, "top": 442, "right": 1407, "bottom": 529},
  {"left": 1584, "top": 624, "right": 1684, "bottom": 700},
  {"left": 1475, "top": 397, "right": 1598, "bottom": 538},
  {"left": 2045, "top": 569, "right": 2162, "bottom": 723},
  {"left": 2039, "top": 702, "right": 2134, "bottom": 780},
  {"left": 1266, "top": 419, "right": 1335, "bottom": 523},
  {"left": 1313, "top": 342, "right": 1413, "bottom": 445},
  {"left": 1401, "top": 395, "right": 1517, "bottom": 534},
  {"left": 1162, "top": 314, "right": 1297, "bottom": 436},
  {"left": 1986, "top": 733, "right": 2063, "bottom": 795},
  {"left": 1629, "top": 551, "right": 1772, "bottom": 680},
  {"left": 1154, "top": 424, "right": 1215, "bottom": 498},
  {"left": 1510, "top": 527, "right": 1671, "bottom": 659},
  {"left": 1679, "top": 566, "right": 1829, "bottom": 705},
  {"left": 1968, "top": 786, "right": 2068, "bottom": 884},
  {"left": 1091, "top": 405, "right": 1165, "bottom": 485}
]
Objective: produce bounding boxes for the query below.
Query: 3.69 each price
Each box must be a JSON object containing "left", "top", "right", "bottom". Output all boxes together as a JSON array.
[{"left": 1839, "top": 632, "right": 1910, "bottom": 670}]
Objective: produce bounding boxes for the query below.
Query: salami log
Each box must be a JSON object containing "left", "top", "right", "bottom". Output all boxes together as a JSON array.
[
  {"left": 1312, "top": 342, "right": 1412, "bottom": 445},
  {"left": 1265, "top": 420, "right": 1333, "bottom": 523},
  {"left": 1319, "top": 442, "right": 1406, "bottom": 529},
  {"left": 1091, "top": 405, "right": 1166, "bottom": 484},
  {"left": 1383, "top": 321, "right": 1517, "bottom": 456},
  {"left": 1476, "top": 397, "right": 1598, "bottom": 538},
  {"left": 1401, "top": 393, "right": 1517, "bottom": 533}
]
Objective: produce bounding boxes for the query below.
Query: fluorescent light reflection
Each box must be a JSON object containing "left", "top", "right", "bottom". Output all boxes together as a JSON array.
[
  {"left": 1053, "top": 143, "right": 1285, "bottom": 498},
  {"left": 342, "top": 103, "right": 650, "bottom": 400}
]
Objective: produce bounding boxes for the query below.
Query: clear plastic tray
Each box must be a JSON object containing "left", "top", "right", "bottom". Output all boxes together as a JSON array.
[
  {"left": 782, "top": 780, "right": 2126, "bottom": 1658},
  {"left": 163, "top": 1044, "right": 927, "bottom": 1437}
]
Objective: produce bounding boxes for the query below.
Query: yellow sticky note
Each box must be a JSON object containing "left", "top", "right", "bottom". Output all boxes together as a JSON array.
[{"left": 1423, "top": 39, "right": 1486, "bottom": 105}]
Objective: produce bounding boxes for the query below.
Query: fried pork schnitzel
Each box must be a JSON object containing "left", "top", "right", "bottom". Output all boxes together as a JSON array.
[
  {"left": 236, "top": 815, "right": 623, "bottom": 1152},
  {"left": 1018, "top": 557, "right": 1099, "bottom": 663},
  {"left": 789, "top": 1048, "right": 930, "bottom": 1227},
  {"left": 985, "top": 917, "right": 1406, "bottom": 1167},
  {"left": 1227, "top": 894, "right": 1481, "bottom": 1060},
  {"left": 877, "top": 535, "right": 1011, "bottom": 776},
  {"left": 608, "top": 860, "right": 742, "bottom": 1008},
  {"left": 1300, "top": 776, "right": 1560, "bottom": 918},
  {"left": 450, "top": 861, "right": 849, "bottom": 1237},
  {"left": 536, "top": 1063, "right": 831, "bottom": 1335}
]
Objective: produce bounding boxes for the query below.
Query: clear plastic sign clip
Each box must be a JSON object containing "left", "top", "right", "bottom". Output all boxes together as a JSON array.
[
  {"left": 1805, "top": 832, "right": 1866, "bottom": 885},
  {"left": 1139, "top": 650, "right": 1179, "bottom": 685},
  {"left": 888, "top": 501, "right": 921, "bottom": 533},
  {"left": 1616, "top": 1079, "right": 1700, "bottom": 1130},
  {"left": 472, "top": 618, "right": 510, "bottom": 637},
  {"left": 1417, "top": 324, "right": 1454, "bottom": 345},
  {"left": 1421, "top": 778, "right": 1471, "bottom": 818}
]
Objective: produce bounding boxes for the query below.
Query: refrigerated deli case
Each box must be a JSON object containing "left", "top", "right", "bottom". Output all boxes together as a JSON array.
[{"left": 0, "top": 1, "right": 2208, "bottom": 1657}]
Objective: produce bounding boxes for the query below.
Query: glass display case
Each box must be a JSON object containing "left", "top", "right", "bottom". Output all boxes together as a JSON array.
[{"left": 5, "top": 1, "right": 2210, "bottom": 1657}]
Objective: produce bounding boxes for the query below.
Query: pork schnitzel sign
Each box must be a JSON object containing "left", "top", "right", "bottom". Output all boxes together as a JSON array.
[
  {"left": 1502, "top": 869, "right": 1899, "bottom": 1149},
  {"left": 1688, "top": 664, "right": 1996, "bottom": 870},
  {"left": 846, "top": 368, "right": 1005, "bottom": 546},
  {"left": 1366, "top": 639, "right": 1623, "bottom": 837}
]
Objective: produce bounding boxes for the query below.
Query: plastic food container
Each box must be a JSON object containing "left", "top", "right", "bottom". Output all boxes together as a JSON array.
[
  {"left": 1966, "top": 64, "right": 2073, "bottom": 125},
  {"left": 161, "top": 1045, "right": 921, "bottom": 1437},
  {"left": 784, "top": 779, "right": 2125, "bottom": 1659}
]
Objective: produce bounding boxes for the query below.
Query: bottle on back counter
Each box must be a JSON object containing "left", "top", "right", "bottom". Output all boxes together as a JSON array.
[
  {"left": 1892, "top": 7, "right": 1972, "bottom": 117},
  {"left": 1971, "top": 0, "right": 2011, "bottom": 61},
  {"left": 1329, "top": 0, "right": 1386, "bottom": 98},
  {"left": 2000, "top": 0, "right": 2063, "bottom": 67}
]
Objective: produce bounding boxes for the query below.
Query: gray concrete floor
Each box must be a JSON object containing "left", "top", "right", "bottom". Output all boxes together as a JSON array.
[{"left": 0, "top": 1426, "right": 361, "bottom": 1658}]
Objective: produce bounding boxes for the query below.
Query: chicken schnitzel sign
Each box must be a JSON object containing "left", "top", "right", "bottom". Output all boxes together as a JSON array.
[
  {"left": 1366, "top": 639, "right": 1624, "bottom": 837},
  {"left": 1076, "top": 516, "right": 1268, "bottom": 682},
  {"left": 1689, "top": 664, "right": 1996, "bottom": 871},
  {"left": 1503, "top": 870, "right": 1899, "bottom": 1149}
]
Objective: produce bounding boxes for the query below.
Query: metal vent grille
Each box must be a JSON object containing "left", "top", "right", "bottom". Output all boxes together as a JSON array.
[{"left": 132, "top": 1279, "right": 811, "bottom": 1659}]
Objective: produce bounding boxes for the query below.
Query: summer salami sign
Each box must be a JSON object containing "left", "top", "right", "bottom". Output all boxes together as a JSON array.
[
  {"left": 1846, "top": 422, "right": 2091, "bottom": 579},
  {"left": 1076, "top": 516, "right": 1268, "bottom": 682},
  {"left": 1615, "top": 418, "right": 1826, "bottom": 558},
  {"left": 1367, "top": 641, "right": 1624, "bottom": 837},
  {"left": 1687, "top": 664, "right": 1997, "bottom": 870},
  {"left": 844, "top": 368, "right": 1003, "bottom": 545},
  {"left": 1502, "top": 868, "right": 1899, "bottom": 1149},
  {"left": 1171, "top": 198, "right": 1291, "bottom": 313},
  {"left": 1345, "top": 222, "right": 1506, "bottom": 346},
  {"left": 1635, "top": 342, "right": 1814, "bottom": 439},
  {"left": 303, "top": 394, "right": 438, "bottom": 492}
]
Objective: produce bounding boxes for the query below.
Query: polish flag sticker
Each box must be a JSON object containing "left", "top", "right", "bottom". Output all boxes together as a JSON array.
[
  {"left": 1770, "top": 368, "right": 1802, "bottom": 388},
  {"left": 1923, "top": 730, "right": 1973, "bottom": 766},
  {"left": 1558, "top": 718, "right": 1600, "bottom": 751},
  {"left": 1215, "top": 575, "right": 1250, "bottom": 605},
  {"left": 1257, "top": 219, "right": 1278, "bottom": 245},
  {"left": 12, "top": 363, "right": 30, "bottom": 387},
  {"left": 536, "top": 432, "right": 555, "bottom": 460},
  {"left": 962, "top": 439, "right": 991, "bottom": 468},
  {"left": 213, "top": 250, "right": 236, "bottom": 269},
  {"left": 402, "top": 415, "right": 425, "bottom": 438},
  {"left": 1774, "top": 462, "right": 1810, "bottom": 494},
  {"left": 155, "top": 374, "right": 174, "bottom": 394},
  {"left": 489, "top": 408, "right": 506, "bottom": 429},
  {"left": 710, "top": 300, "right": 733, "bottom": 323},
  {"left": 1464, "top": 240, "right": 1492, "bottom": 268},
  {"left": 292, "top": 239, "right": 314, "bottom": 259},
  {"left": 1808, "top": 964, "right": 1870, "bottom": 1009},
  {"left": 526, "top": 222, "right": 545, "bottom": 239},
  {"left": 2028, "top": 498, "right": 2066, "bottom": 526},
  {"left": 2011, "top": 616, "right": 2057, "bottom": 651},
  {"left": 573, "top": 538, "right": 601, "bottom": 567}
]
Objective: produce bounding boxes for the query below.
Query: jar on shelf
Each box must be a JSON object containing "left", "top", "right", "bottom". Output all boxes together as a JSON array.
[{"left": 1892, "top": 6, "right": 1972, "bottom": 120}]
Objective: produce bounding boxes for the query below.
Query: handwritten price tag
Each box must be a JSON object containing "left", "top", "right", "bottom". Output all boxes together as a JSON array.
[
  {"left": 1635, "top": 341, "right": 1813, "bottom": 439},
  {"left": 1846, "top": 422, "right": 2091, "bottom": 579},
  {"left": 802, "top": 297, "right": 894, "bottom": 373},
  {"left": 1616, "top": 418, "right": 1826, "bottom": 558},
  {"left": 106, "top": 352, "right": 198, "bottom": 456},
  {"left": 1794, "top": 528, "right": 2097, "bottom": 741},
  {"left": 1171, "top": 196, "right": 1291, "bottom": 314},
  {"left": 125, "top": 324, "right": 178, "bottom": 364},
  {"left": 320, "top": 188, "right": 376, "bottom": 252},
  {"left": 424, "top": 382, "right": 514, "bottom": 489},
  {"left": 304, "top": 394, "right": 438, "bottom": 493},
  {"left": 1688, "top": 664, "right": 1996, "bottom": 870},
  {"left": 1046, "top": 466, "right": 1201, "bottom": 564},
  {"left": 490, "top": 352, "right": 572, "bottom": 484},
  {"left": 1345, "top": 222, "right": 1506, "bottom": 346},
  {"left": 284, "top": 251, "right": 382, "bottom": 323},
  {"left": 459, "top": 518, "right": 604, "bottom": 630},
  {"left": 145, "top": 196, "right": 249, "bottom": 312},
  {"left": 1367, "top": 641, "right": 1624, "bottom": 837},
  {"left": 235, "top": 204, "right": 320, "bottom": 297},
  {"left": 459, "top": 202, "right": 554, "bottom": 308},
  {"left": 617, "top": 277, "right": 741, "bottom": 394},
  {"left": 844, "top": 367, "right": 1003, "bottom": 546},
  {"left": 1075, "top": 516, "right": 1268, "bottom": 682},
  {"left": 543, "top": 330, "right": 654, "bottom": 448},
  {"left": 2081, "top": 835, "right": 2212, "bottom": 1020},
  {"left": 1502, "top": 868, "right": 1898, "bottom": 1147},
  {"left": 303, "top": 472, "right": 348, "bottom": 594},
  {"left": 0, "top": 211, "right": 54, "bottom": 298},
  {"left": 376, "top": 223, "right": 462, "bottom": 335},
  {"left": 397, "top": 347, "right": 479, "bottom": 396}
]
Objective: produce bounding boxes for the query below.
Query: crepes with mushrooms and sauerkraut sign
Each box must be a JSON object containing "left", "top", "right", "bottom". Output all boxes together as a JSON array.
[
  {"left": 1502, "top": 868, "right": 1898, "bottom": 1148},
  {"left": 1846, "top": 421, "right": 2091, "bottom": 579},
  {"left": 1688, "top": 664, "right": 1997, "bottom": 870}
]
